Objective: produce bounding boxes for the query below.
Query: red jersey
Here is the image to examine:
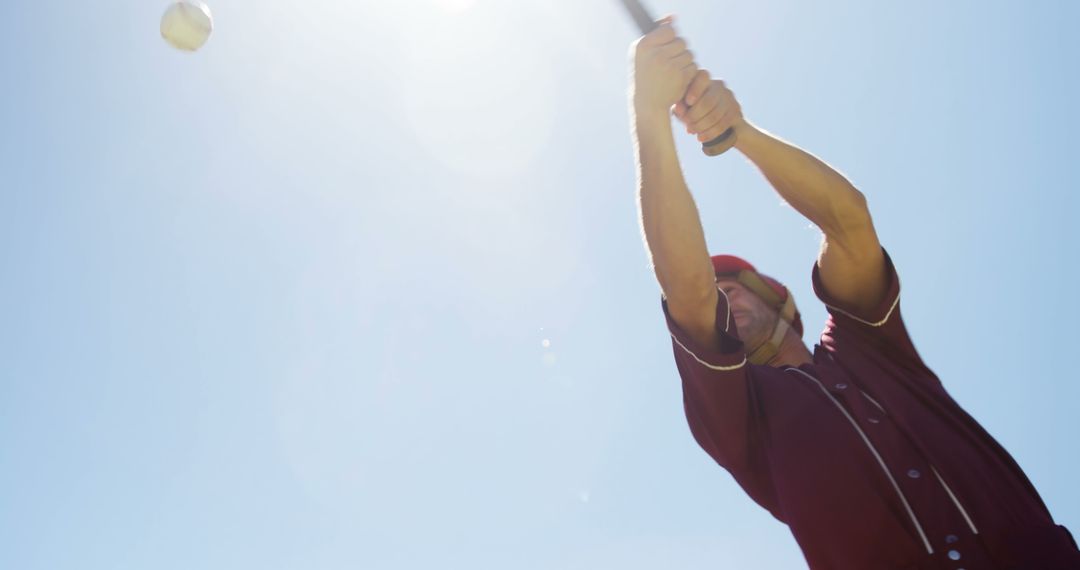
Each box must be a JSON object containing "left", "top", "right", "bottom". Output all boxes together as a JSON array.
[{"left": 662, "top": 251, "right": 1080, "bottom": 569}]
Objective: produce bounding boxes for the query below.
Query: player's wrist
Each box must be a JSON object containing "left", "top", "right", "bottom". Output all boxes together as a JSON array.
[{"left": 732, "top": 119, "right": 764, "bottom": 152}]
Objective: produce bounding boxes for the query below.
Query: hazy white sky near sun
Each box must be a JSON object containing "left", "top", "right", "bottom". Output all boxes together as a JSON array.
[{"left": 1, "top": 0, "right": 1078, "bottom": 568}]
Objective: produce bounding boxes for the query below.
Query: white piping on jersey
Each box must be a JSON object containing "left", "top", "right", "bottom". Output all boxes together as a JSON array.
[
  {"left": 785, "top": 367, "right": 934, "bottom": 555},
  {"left": 668, "top": 285, "right": 747, "bottom": 372},
  {"left": 824, "top": 293, "right": 901, "bottom": 328},
  {"left": 931, "top": 465, "right": 979, "bottom": 535},
  {"left": 717, "top": 286, "right": 732, "bottom": 332},
  {"left": 670, "top": 334, "right": 747, "bottom": 371},
  {"left": 861, "top": 390, "right": 886, "bottom": 413}
]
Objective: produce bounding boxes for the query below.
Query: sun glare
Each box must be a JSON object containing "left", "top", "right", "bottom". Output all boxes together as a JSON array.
[{"left": 395, "top": 2, "right": 557, "bottom": 178}]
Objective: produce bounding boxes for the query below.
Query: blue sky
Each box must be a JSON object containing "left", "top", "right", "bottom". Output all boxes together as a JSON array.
[{"left": 1, "top": 0, "right": 1077, "bottom": 568}]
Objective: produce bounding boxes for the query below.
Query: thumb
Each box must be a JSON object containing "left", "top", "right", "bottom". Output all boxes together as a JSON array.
[{"left": 673, "top": 101, "right": 688, "bottom": 120}]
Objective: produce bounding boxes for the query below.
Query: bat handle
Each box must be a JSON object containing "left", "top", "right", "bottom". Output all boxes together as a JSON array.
[{"left": 702, "top": 126, "right": 737, "bottom": 156}]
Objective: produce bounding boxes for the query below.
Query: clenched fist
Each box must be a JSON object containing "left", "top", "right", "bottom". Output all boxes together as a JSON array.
[
  {"left": 630, "top": 16, "right": 697, "bottom": 119},
  {"left": 673, "top": 70, "right": 746, "bottom": 143}
]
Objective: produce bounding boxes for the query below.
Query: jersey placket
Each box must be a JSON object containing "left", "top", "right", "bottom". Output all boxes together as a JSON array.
[{"left": 787, "top": 367, "right": 995, "bottom": 567}]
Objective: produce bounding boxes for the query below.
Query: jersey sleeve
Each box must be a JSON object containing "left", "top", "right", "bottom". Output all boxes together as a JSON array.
[
  {"left": 661, "top": 287, "right": 762, "bottom": 478},
  {"left": 812, "top": 249, "right": 935, "bottom": 377}
]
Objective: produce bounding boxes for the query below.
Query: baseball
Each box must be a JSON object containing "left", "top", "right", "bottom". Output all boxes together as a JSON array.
[{"left": 160, "top": 1, "right": 213, "bottom": 52}]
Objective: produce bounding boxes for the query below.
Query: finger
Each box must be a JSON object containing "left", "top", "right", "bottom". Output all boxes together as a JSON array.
[
  {"left": 686, "top": 96, "right": 723, "bottom": 134},
  {"left": 683, "top": 69, "right": 711, "bottom": 107},
  {"left": 689, "top": 92, "right": 732, "bottom": 134},
  {"left": 685, "top": 86, "right": 722, "bottom": 128},
  {"left": 688, "top": 111, "right": 726, "bottom": 138},
  {"left": 680, "top": 64, "right": 700, "bottom": 95},
  {"left": 657, "top": 37, "right": 688, "bottom": 59},
  {"left": 673, "top": 101, "right": 689, "bottom": 120},
  {"left": 697, "top": 108, "right": 736, "bottom": 142},
  {"left": 640, "top": 23, "right": 676, "bottom": 47},
  {"left": 669, "top": 51, "right": 694, "bottom": 70},
  {"left": 692, "top": 110, "right": 726, "bottom": 139}
]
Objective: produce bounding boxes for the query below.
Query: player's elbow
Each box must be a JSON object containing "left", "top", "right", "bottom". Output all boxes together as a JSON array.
[{"left": 824, "top": 187, "right": 874, "bottom": 241}]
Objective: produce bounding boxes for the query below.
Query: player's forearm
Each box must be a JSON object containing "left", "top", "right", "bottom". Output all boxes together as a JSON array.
[
  {"left": 735, "top": 123, "right": 871, "bottom": 238},
  {"left": 634, "top": 111, "right": 716, "bottom": 303}
]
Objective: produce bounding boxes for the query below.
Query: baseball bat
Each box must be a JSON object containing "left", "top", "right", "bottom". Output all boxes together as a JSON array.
[{"left": 619, "top": 0, "right": 737, "bottom": 156}]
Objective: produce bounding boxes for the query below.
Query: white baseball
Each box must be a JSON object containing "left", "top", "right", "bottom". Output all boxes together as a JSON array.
[{"left": 160, "top": 1, "right": 213, "bottom": 52}]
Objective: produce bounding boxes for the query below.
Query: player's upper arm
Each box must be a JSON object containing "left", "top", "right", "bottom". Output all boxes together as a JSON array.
[
  {"left": 816, "top": 190, "right": 888, "bottom": 316},
  {"left": 665, "top": 285, "right": 721, "bottom": 352},
  {"left": 661, "top": 282, "right": 747, "bottom": 373}
]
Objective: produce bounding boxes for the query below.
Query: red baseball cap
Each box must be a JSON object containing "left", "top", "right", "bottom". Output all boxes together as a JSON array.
[{"left": 711, "top": 255, "right": 803, "bottom": 337}]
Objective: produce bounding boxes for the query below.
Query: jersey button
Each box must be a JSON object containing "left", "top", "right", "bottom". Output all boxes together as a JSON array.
[
  {"left": 947, "top": 549, "right": 961, "bottom": 561},
  {"left": 906, "top": 468, "right": 921, "bottom": 479}
]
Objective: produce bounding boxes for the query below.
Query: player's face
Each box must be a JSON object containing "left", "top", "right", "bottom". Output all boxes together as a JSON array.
[{"left": 715, "top": 277, "right": 779, "bottom": 347}]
